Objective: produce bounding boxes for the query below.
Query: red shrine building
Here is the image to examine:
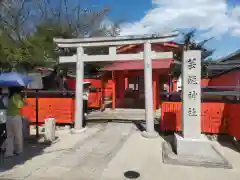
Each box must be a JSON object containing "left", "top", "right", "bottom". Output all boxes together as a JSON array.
[{"left": 99, "top": 42, "right": 182, "bottom": 111}]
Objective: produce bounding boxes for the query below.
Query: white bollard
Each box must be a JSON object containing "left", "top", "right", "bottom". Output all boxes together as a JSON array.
[{"left": 44, "top": 118, "right": 56, "bottom": 142}]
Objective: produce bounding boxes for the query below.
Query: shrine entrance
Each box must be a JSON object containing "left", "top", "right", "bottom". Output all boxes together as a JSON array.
[
  {"left": 99, "top": 42, "right": 180, "bottom": 111},
  {"left": 101, "top": 67, "right": 172, "bottom": 111}
]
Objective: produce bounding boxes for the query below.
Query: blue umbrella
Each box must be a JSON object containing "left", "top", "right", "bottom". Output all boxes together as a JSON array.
[{"left": 0, "top": 72, "right": 32, "bottom": 87}]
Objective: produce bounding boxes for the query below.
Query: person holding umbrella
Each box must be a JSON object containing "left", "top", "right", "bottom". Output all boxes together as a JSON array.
[
  {"left": 0, "top": 72, "right": 31, "bottom": 157},
  {"left": 4, "top": 87, "right": 25, "bottom": 157}
]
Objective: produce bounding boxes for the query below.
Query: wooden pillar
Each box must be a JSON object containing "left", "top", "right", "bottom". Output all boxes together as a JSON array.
[
  {"left": 124, "top": 76, "right": 129, "bottom": 90},
  {"left": 112, "top": 71, "right": 116, "bottom": 109},
  {"left": 168, "top": 73, "right": 173, "bottom": 92},
  {"left": 158, "top": 76, "right": 162, "bottom": 106},
  {"left": 136, "top": 76, "right": 140, "bottom": 99},
  {"left": 115, "top": 71, "right": 118, "bottom": 98},
  {"left": 153, "top": 72, "right": 159, "bottom": 111},
  {"left": 119, "top": 72, "right": 125, "bottom": 105},
  {"left": 156, "top": 73, "right": 160, "bottom": 109},
  {"left": 133, "top": 76, "right": 137, "bottom": 100},
  {"left": 101, "top": 74, "right": 106, "bottom": 111}
]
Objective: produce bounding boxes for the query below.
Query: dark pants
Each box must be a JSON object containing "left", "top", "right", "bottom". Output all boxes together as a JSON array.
[
  {"left": 0, "top": 123, "right": 7, "bottom": 150},
  {"left": 82, "top": 100, "right": 88, "bottom": 127}
]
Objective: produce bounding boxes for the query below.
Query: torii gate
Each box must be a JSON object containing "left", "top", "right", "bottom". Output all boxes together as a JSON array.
[{"left": 54, "top": 34, "right": 177, "bottom": 138}]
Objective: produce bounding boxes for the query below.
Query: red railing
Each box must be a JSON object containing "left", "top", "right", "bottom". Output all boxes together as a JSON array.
[
  {"left": 67, "top": 78, "right": 113, "bottom": 97},
  {"left": 161, "top": 102, "right": 240, "bottom": 139},
  {"left": 21, "top": 92, "right": 101, "bottom": 124}
]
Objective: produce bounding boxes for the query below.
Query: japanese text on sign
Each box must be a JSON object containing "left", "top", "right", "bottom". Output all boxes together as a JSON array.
[
  {"left": 188, "top": 75, "right": 198, "bottom": 85},
  {"left": 188, "top": 90, "right": 198, "bottom": 100},
  {"left": 187, "top": 58, "right": 196, "bottom": 70},
  {"left": 188, "top": 108, "right": 198, "bottom": 117}
]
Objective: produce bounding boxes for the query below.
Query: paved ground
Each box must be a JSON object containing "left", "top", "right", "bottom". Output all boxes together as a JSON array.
[
  {"left": 1, "top": 122, "right": 240, "bottom": 180},
  {"left": 100, "top": 131, "right": 240, "bottom": 180}
]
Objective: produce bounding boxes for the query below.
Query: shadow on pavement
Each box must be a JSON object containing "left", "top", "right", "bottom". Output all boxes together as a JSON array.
[
  {"left": 0, "top": 134, "right": 51, "bottom": 172},
  {"left": 215, "top": 134, "right": 240, "bottom": 153},
  {"left": 132, "top": 121, "right": 176, "bottom": 146}
]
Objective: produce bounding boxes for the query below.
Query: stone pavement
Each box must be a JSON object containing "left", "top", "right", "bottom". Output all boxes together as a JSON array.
[
  {"left": 100, "top": 131, "right": 240, "bottom": 180},
  {"left": 1, "top": 122, "right": 240, "bottom": 180},
  {"left": 0, "top": 123, "right": 134, "bottom": 180}
]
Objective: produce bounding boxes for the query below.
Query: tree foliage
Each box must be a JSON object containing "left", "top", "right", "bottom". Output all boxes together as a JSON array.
[
  {"left": 181, "top": 30, "right": 215, "bottom": 60},
  {"left": 172, "top": 30, "right": 215, "bottom": 77},
  {"left": 0, "top": 0, "right": 120, "bottom": 72}
]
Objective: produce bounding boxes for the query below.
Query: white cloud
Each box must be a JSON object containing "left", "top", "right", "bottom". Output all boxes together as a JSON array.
[{"left": 120, "top": 0, "right": 240, "bottom": 38}]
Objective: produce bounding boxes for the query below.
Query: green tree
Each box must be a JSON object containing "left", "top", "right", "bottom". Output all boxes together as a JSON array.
[
  {"left": 0, "top": 0, "right": 35, "bottom": 72},
  {"left": 181, "top": 30, "right": 214, "bottom": 60},
  {"left": 173, "top": 30, "right": 215, "bottom": 77},
  {"left": 0, "top": 0, "right": 120, "bottom": 72}
]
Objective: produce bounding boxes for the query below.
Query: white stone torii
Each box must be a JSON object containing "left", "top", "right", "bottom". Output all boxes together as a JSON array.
[{"left": 54, "top": 34, "right": 177, "bottom": 138}]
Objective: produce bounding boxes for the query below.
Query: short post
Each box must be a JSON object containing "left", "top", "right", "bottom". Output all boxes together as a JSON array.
[
  {"left": 44, "top": 118, "right": 56, "bottom": 142},
  {"left": 72, "top": 47, "right": 85, "bottom": 133},
  {"left": 142, "top": 41, "right": 158, "bottom": 138}
]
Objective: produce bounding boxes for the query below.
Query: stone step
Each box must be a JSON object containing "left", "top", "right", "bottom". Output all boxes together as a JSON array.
[
  {"left": 87, "top": 115, "right": 146, "bottom": 120},
  {"left": 87, "top": 108, "right": 160, "bottom": 120}
]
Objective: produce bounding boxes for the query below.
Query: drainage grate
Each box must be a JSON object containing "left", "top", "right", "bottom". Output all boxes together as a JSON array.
[{"left": 124, "top": 170, "right": 140, "bottom": 179}]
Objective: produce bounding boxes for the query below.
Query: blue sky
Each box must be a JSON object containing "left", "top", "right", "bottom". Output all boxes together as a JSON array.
[{"left": 75, "top": 0, "right": 240, "bottom": 59}]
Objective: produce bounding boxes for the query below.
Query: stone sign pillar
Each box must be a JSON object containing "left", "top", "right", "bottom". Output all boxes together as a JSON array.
[
  {"left": 182, "top": 50, "right": 201, "bottom": 139},
  {"left": 174, "top": 50, "right": 204, "bottom": 156},
  {"left": 167, "top": 50, "right": 232, "bottom": 169}
]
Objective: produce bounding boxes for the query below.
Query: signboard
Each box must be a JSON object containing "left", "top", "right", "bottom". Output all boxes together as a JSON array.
[{"left": 182, "top": 51, "right": 201, "bottom": 139}]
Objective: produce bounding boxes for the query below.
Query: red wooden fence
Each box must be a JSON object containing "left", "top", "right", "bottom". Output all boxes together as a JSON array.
[
  {"left": 22, "top": 99, "right": 240, "bottom": 140},
  {"left": 21, "top": 92, "right": 101, "bottom": 124},
  {"left": 67, "top": 78, "right": 113, "bottom": 98},
  {"left": 161, "top": 102, "right": 240, "bottom": 139}
]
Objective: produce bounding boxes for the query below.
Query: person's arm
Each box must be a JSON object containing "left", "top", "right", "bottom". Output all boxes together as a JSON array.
[{"left": 12, "top": 94, "right": 24, "bottom": 109}]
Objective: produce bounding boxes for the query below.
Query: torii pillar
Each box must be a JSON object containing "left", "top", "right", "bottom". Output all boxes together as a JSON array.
[
  {"left": 71, "top": 47, "right": 86, "bottom": 133},
  {"left": 142, "top": 41, "right": 158, "bottom": 138}
]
